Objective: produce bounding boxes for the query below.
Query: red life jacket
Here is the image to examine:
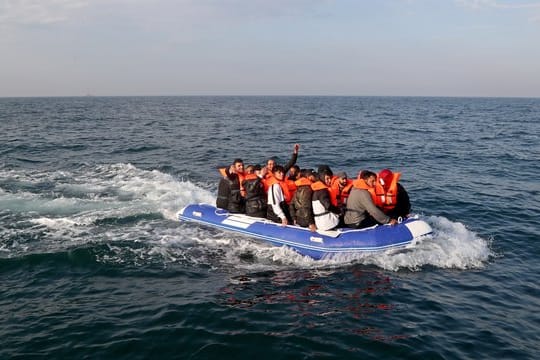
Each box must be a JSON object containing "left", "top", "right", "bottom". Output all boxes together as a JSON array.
[{"left": 374, "top": 172, "right": 401, "bottom": 212}]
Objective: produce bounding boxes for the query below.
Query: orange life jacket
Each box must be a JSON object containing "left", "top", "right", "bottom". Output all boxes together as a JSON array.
[
  {"left": 262, "top": 172, "right": 274, "bottom": 192},
  {"left": 266, "top": 176, "right": 292, "bottom": 204},
  {"left": 352, "top": 178, "right": 378, "bottom": 204},
  {"left": 294, "top": 177, "right": 312, "bottom": 187},
  {"left": 341, "top": 181, "right": 354, "bottom": 200},
  {"left": 331, "top": 178, "right": 354, "bottom": 207},
  {"left": 374, "top": 172, "right": 401, "bottom": 212},
  {"left": 238, "top": 172, "right": 246, "bottom": 197},
  {"left": 311, "top": 180, "right": 329, "bottom": 192},
  {"left": 242, "top": 173, "right": 259, "bottom": 186},
  {"left": 285, "top": 177, "right": 297, "bottom": 202},
  {"left": 328, "top": 176, "right": 339, "bottom": 207}
]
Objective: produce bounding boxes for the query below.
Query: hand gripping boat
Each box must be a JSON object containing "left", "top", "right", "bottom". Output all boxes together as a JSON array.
[{"left": 178, "top": 203, "right": 433, "bottom": 260}]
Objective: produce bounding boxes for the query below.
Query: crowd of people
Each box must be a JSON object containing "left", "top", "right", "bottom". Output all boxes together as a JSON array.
[{"left": 216, "top": 144, "right": 411, "bottom": 232}]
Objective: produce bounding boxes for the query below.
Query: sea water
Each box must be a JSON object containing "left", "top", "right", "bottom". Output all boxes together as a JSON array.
[{"left": 1, "top": 96, "right": 539, "bottom": 359}]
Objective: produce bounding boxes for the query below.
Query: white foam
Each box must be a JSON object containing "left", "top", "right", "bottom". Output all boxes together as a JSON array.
[
  {"left": 171, "top": 214, "right": 493, "bottom": 272},
  {"left": 315, "top": 215, "right": 493, "bottom": 271},
  {"left": 1, "top": 164, "right": 215, "bottom": 259}
]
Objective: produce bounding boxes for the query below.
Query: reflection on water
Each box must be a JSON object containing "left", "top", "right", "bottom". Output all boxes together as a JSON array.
[{"left": 219, "top": 268, "right": 409, "bottom": 342}]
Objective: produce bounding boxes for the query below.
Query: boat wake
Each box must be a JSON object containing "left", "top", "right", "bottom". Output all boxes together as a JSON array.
[{"left": 0, "top": 164, "right": 493, "bottom": 271}]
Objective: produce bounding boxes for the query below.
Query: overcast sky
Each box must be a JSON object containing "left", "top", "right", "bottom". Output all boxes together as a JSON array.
[{"left": 1, "top": 0, "right": 539, "bottom": 97}]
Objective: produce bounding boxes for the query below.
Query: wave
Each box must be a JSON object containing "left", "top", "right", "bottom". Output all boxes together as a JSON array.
[
  {"left": 0, "top": 164, "right": 214, "bottom": 260},
  {"left": 334, "top": 215, "right": 494, "bottom": 271},
  {"left": 110, "top": 145, "right": 165, "bottom": 154}
]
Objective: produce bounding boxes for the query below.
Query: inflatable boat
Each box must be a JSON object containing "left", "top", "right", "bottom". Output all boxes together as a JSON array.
[{"left": 178, "top": 203, "right": 433, "bottom": 260}]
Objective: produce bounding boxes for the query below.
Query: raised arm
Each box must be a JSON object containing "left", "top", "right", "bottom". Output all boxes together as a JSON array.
[{"left": 283, "top": 144, "right": 300, "bottom": 173}]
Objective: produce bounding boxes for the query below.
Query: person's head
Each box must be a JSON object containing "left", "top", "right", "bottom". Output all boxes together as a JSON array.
[
  {"left": 266, "top": 158, "right": 276, "bottom": 172},
  {"left": 308, "top": 169, "right": 318, "bottom": 182},
  {"left": 317, "top": 165, "right": 332, "bottom": 176},
  {"left": 299, "top": 169, "right": 316, "bottom": 181},
  {"left": 360, "top": 170, "right": 377, "bottom": 187},
  {"left": 233, "top": 158, "right": 244, "bottom": 173},
  {"left": 336, "top": 171, "right": 348, "bottom": 186},
  {"left": 245, "top": 164, "right": 255, "bottom": 174},
  {"left": 319, "top": 169, "right": 333, "bottom": 186},
  {"left": 288, "top": 165, "right": 300, "bottom": 180},
  {"left": 273, "top": 165, "right": 285, "bottom": 180},
  {"left": 378, "top": 169, "right": 393, "bottom": 190},
  {"left": 253, "top": 164, "right": 262, "bottom": 176}
]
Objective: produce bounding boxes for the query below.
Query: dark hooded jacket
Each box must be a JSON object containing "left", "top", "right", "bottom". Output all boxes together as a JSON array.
[
  {"left": 216, "top": 170, "right": 244, "bottom": 213},
  {"left": 242, "top": 175, "right": 267, "bottom": 218},
  {"left": 289, "top": 178, "right": 314, "bottom": 227}
]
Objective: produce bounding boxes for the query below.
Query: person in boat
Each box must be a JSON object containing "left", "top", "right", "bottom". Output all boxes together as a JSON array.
[
  {"left": 285, "top": 164, "right": 300, "bottom": 201},
  {"left": 263, "top": 144, "right": 300, "bottom": 196},
  {"left": 311, "top": 168, "right": 341, "bottom": 231},
  {"left": 330, "top": 171, "right": 354, "bottom": 215},
  {"left": 375, "top": 168, "right": 411, "bottom": 219},
  {"left": 287, "top": 164, "right": 300, "bottom": 181},
  {"left": 317, "top": 165, "right": 336, "bottom": 201},
  {"left": 266, "top": 165, "right": 293, "bottom": 226},
  {"left": 242, "top": 164, "right": 267, "bottom": 218},
  {"left": 216, "top": 158, "right": 246, "bottom": 213},
  {"left": 265, "top": 143, "right": 300, "bottom": 179},
  {"left": 344, "top": 170, "right": 397, "bottom": 229},
  {"left": 289, "top": 169, "right": 317, "bottom": 232}
]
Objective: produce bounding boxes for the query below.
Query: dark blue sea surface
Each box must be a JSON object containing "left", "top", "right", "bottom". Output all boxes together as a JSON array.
[{"left": 1, "top": 96, "right": 539, "bottom": 359}]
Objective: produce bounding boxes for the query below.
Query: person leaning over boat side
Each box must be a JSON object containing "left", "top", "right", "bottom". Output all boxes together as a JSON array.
[
  {"left": 216, "top": 158, "right": 246, "bottom": 213},
  {"left": 311, "top": 168, "right": 341, "bottom": 231},
  {"left": 242, "top": 164, "right": 267, "bottom": 218},
  {"left": 344, "top": 170, "right": 397, "bottom": 229},
  {"left": 289, "top": 169, "right": 317, "bottom": 232},
  {"left": 375, "top": 168, "right": 411, "bottom": 219},
  {"left": 266, "top": 165, "right": 293, "bottom": 226}
]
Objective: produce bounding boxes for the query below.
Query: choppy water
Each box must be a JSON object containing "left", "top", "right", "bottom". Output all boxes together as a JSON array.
[{"left": 1, "top": 96, "right": 539, "bottom": 359}]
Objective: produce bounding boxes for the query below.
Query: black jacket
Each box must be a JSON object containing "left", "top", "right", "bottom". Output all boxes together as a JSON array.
[
  {"left": 242, "top": 176, "right": 267, "bottom": 218},
  {"left": 289, "top": 184, "right": 314, "bottom": 227},
  {"left": 385, "top": 183, "right": 411, "bottom": 218},
  {"left": 216, "top": 171, "right": 244, "bottom": 213}
]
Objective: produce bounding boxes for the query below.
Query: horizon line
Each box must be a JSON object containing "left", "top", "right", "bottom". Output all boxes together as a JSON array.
[{"left": 1, "top": 94, "right": 539, "bottom": 100}]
